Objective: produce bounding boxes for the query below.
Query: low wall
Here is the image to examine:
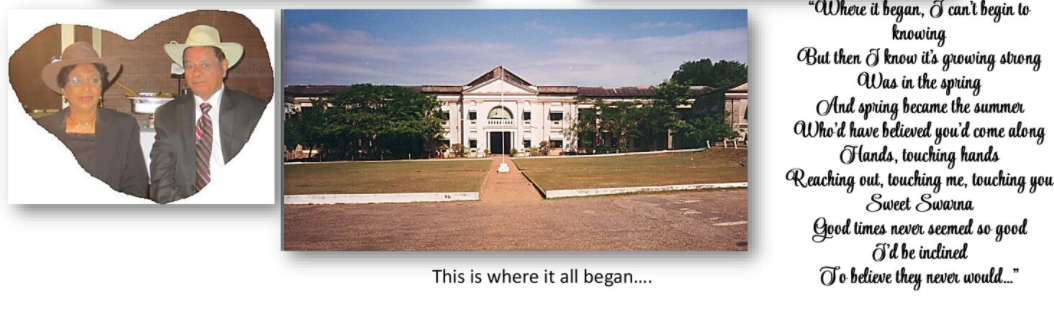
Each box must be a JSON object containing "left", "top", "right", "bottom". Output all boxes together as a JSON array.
[
  {"left": 285, "top": 192, "right": 479, "bottom": 205},
  {"left": 544, "top": 182, "right": 748, "bottom": 199},
  {"left": 513, "top": 147, "right": 709, "bottom": 160},
  {"left": 284, "top": 158, "right": 491, "bottom": 165}
]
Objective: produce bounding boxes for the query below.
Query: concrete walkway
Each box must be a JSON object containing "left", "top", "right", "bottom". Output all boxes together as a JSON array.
[{"left": 478, "top": 156, "right": 543, "bottom": 202}]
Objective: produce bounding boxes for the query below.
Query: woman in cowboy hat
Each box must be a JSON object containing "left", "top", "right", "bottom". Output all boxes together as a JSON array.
[{"left": 36, "top": 41, "right": 149, "bottom": 199}]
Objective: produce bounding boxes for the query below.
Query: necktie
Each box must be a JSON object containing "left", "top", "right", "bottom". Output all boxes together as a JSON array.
[{"left": 195, "top": 102, "right": 213, "bottom": 191}]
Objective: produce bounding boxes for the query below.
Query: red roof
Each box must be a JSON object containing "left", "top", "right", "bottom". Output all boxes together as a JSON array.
[{"left": 284, "top": 67, "right": 718, "bottom": 99}]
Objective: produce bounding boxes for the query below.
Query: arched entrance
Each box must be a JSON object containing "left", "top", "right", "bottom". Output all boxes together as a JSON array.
[{"left": 487, "top": 106, "right": 514, "bottom": 155}]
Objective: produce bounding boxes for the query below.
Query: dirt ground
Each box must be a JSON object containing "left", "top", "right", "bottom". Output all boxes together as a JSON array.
[
  {"left": 283, "top": 188, "right": 748, "bottom": 251},
  {"left": 479, "top": 156, "right": 544, "bottom": 202},
  {"left": 514, "top": 148, "right": 747, "bottom": 190}
]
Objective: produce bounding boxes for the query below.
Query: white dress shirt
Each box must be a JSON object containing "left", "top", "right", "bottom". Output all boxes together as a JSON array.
[{"left": 193, "top": 85, "right": 226, "bottom": 181}]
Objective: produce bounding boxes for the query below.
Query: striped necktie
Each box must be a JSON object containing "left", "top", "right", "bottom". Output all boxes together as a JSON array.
[{"left": 195, "top": 102, "right": 213, "bottom": 191}]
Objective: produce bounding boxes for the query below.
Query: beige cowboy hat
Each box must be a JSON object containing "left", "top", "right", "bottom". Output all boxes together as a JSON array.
[
  {"left": 40, "top": 41, "right": 122, "bottom": 94},
  {"left": 164, "top": 25, "right": 244, "bottom": 68}
]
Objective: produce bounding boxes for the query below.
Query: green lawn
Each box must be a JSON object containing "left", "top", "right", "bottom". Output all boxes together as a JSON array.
[
  {"left": 284, "top": 159, "right": 492, "bottom": 195},
  {"left": 514, "top": 148, "right": 747, "bottom": 191}
]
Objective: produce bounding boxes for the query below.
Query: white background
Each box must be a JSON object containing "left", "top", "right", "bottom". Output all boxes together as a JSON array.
[{"left": 2, "top": 1, "right": 1052, "bottom": 309}]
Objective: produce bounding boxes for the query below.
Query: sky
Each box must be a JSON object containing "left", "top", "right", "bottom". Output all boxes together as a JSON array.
[{"left": 283, "top": 10, "right": 748, "bottom": 87}]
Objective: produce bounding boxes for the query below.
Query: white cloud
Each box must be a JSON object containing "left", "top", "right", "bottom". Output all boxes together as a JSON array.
[
  {"left": 525, "top": 21, "right": 565, "bottom": 34},
  {"left": 285, "top": 27, "right": 748, "bottom": 86},
  {"left": 631, "top": 22, "right": 694, "bottom": 30},
  {"left": 552, "top": 37, "right": 612, "bottom": 46},
  {"left": 293, "top": 23, "right": 336, "bottom": 37}
]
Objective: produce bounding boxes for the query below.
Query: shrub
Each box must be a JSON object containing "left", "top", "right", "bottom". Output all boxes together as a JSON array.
[
  {"left": 450, "top": 143, "right": 468, "bottom": 157},
  {"left": 437, "top": 143, "right": 449, "bottom": 158}
]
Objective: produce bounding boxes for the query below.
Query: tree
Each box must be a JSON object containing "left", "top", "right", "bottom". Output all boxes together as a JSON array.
[
  {"left": 292, "top": 84, "right": 445, "bottom": 161},
  {"left": 710, "top": 60, "right": 749, "bottom": 87},
  {"left": 599, "top": 101, "right": 641, "bottom": 153},
  {"left": 284, "top": 105, "right": 329, "bottom": 161},
  {"left": 572, "top": 98, "right": 601, "bottom": 154},
  {"left": 284, "top": 113, "right": 304, "bottom": 152},
  {"left": 670, "top": 59, "right": 747, "bottom": 87},
  {"left": 650, "top": 78, "right": 739, "bottom": 149},
  {"left": 676, "top": 85, "right": 739, "bottom": 148},
  {"left": 574, "top": 95, "right": 670, "bottom": 153},
  {"left": 679, "top": 112, "right": 739, "bottom": 147},
  {"left": 641, "top": 80, "right": 693, "bottom": 151},
  {"left": 569, "top": 58, "right": 747, "bottom": 153}
]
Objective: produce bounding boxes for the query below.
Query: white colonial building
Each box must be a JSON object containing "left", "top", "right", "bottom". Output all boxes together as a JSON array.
[
  {"left": 285, "top": 66, "right": 747, "bottom": 158},
  {"left": 725, "top": 82, "right": 749, "bottom": 142}
]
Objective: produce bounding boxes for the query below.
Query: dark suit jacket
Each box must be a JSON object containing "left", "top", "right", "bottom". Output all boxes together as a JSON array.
[
  {"left": 36, "top": 107, "right": 149, "bottom": 199},
  {"left": 149, "top": 88, "right": 267, "bottom": 203}
]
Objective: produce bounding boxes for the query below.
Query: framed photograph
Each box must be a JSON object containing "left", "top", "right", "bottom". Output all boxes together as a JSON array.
[
  {"left": 282, "top": 10, "right": 749, "bottom": 250},
  {"left": 7, "top": 9, "right": 277, "bottom": 205}
]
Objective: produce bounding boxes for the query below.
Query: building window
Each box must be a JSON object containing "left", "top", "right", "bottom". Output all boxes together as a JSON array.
[
  {"left": 488, "top": 107, "right": 513, "bottom": 119},
  {"left": 469, "top": 139, "right": 478, "bottom": 148},
  {"left": 440, "top": 139, "right": 450, "bottom": 148},
  {"left": 549, "top": 140, "right": 563, "bottom": 148},
  {"left": 439, "top": 111, "right": 450, "bottom": 121},
  {"left": 469, "top": 112, "right": 477, "bottom": 120},
  {"left": 523, "top": 111, "right": 531, "bottom": 121},
  {"left": 523, "top": 140, "right": 531, "bottom": 148},
  {"left": 549, "top": 112, "right": 563, "bottom": 121}
]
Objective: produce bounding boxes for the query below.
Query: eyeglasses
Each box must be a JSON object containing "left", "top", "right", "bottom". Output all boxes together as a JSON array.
[{"left": 68, "top": 75, "right": 102, "bottom": 86}]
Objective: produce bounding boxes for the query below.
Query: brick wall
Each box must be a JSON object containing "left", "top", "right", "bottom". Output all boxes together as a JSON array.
[
  {"left": 9, "top": 25, "right": 62, "bottom": 112},
  {"left": 10, "top": 10, "right": 274, "bottom": 123}
]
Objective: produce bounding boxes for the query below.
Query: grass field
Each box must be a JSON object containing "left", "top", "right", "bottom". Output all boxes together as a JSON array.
[
  {"left": 513, "top": 148, "right": 747, "bottom": 191},
  {"left": 284, "top": 159, "right": 492, "bottom": 195}
]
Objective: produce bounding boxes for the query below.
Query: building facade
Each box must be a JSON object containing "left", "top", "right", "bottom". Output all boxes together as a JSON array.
[
  {"left": 285, "top": 66, "right": 747, "bottom": 157},
  {"left": 725, "top": 83, "right": 749, "bottom": 142}
]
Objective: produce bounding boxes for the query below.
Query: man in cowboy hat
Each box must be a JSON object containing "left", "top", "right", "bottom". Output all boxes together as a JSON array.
[{"left": 150, "top": 25, "right": 266, "bottom": 203}]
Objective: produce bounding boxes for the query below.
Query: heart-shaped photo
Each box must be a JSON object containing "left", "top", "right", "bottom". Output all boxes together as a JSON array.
[{"left": 8, "top": 10, "right": 275, "bottom": 204}]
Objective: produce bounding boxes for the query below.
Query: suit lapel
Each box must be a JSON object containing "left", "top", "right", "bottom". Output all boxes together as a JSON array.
[
  {"left": 39, "top": 108, "right": 68, "bottom": 136},
  {"left": 219, "top": 89, "right": 238, "bottom": 163},
  {"left": 180, "top": 97, "right": 197, "bottom": 183},
  {"left": 93, "top": 109, "right": 116, "bottom": 182}
]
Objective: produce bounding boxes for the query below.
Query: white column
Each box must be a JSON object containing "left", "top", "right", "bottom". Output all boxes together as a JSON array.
[{"left": 60, "top": 24, "right": 75, "bottom": 109}]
